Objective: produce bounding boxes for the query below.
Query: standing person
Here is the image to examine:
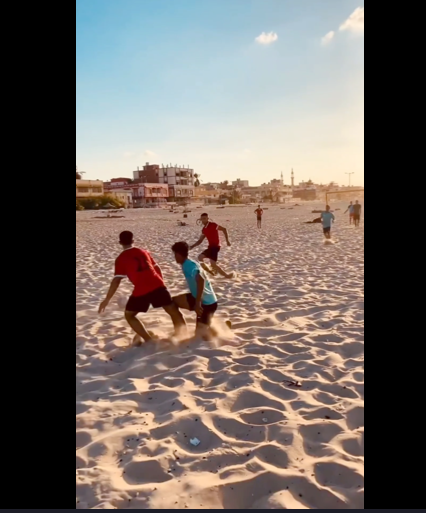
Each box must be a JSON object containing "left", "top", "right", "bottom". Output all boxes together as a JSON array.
[
  {"left": 321, "top": 205, "right": 335, "bottom": 239},
  {"left": 171, "top": 241, "right": 219, "bottom": 339},
  {"left": 190, "top": 213, "right": 234, "bottom": 279},
  {"left": 98, "top": 231, "right": 186, "bottom": 344},
  {"left": 254, "top": 205, "right": 264, "bottom": 229},
  {"left": 353, "top": 200, "right": 362, "bottom": 227},
  {"left": 344, "top": 201, "right": 355, "bottom": 224}
]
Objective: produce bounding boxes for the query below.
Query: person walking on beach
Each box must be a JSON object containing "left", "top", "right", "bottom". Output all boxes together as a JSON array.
[
  {"left": 98, "top": 231, "right": 186, "bottom": 344},
  {"left": 344, "top": 201, "right": 355, "bottom": 224},
  {"left": 172, "top": 241, "right": 219, "bottom": 339},
  {"left": 353, "top": 200, "right": 362, "bottom": 227},
  {"left": 321, "top": 205, "right": 335, "bottom": 239},
  {"left": 254, "top": 205, "right": 264, "bottom": 229},
  {"left": 190, "top": 213, "right": 234, "bottom": 279}
]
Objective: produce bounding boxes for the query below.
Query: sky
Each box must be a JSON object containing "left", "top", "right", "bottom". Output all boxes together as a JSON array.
[{"left": 76, "top": 0, "right": 364, "bottom": 186}]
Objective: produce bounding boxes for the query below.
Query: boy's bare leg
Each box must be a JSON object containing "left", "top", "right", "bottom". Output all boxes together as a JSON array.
[
  {"left": 125, "top": 311, "right": 152, "bottom": 343},
  {"left": 211, "top": 260, "right": 234, "bottom": 279},
  {"left": 163, "top": 302, "right": 187, "bottom": 338},
  {"left": 198, "top": 253, "right": 217, "bottom": 276}
]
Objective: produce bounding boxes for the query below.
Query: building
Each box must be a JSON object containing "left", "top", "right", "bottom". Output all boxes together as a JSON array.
[
  {"left": 132, "top": 162, "right": 195, "bottom": 202},
  {"left": 132, "top": 183, "right": 169, "bottom": 207},
  {"left": 133, "top": 163, "right": 160, "bottom": 183},
  {"left": 76, "top": 179, "right": 104, "bottom": 198},
  {"left": 232, "top": 178, "right": 249, "bottom": 188},
  {"left": 168, "top": 185, "right": 194, "bottom": 204},
  {"left": 109, "top": 189, "right": 133, "bottom": 208}
]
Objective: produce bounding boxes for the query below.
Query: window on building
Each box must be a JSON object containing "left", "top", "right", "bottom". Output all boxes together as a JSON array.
[
  {"left": 92, "top": 188, "right": 102, "bottom": 193},
  {"left": 78, "top": 187, "right": 89, "bottom": 193}
]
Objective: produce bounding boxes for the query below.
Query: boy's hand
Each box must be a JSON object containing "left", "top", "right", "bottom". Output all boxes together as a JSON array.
[
  {"left": 99, "top": 299, "right": 109, "bottom": 314},
  {"left": 195, "top": 303, "right": 204, "bottom": 317}
]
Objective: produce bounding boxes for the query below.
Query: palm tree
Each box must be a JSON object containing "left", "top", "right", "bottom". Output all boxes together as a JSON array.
[{"left": 194, "top": 173, "right": 201, "bottom": 187}]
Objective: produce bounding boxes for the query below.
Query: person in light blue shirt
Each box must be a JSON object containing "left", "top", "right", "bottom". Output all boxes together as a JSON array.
[
  {"left": 171, "top": 241, "right": 218, "bottom": 337},
  {"left": 344, "top": 201, "right": 355, "bottom": 224},
  {"left": 321, "top": 205, "right": 335, "bottom": 239}
]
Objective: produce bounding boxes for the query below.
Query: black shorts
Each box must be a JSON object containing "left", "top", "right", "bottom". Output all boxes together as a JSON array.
[
  {"left": 126, "top": 287, "right": 173, "bottom": 313},
  {"left": 186, "top": 293, "right": 218, "bottom": 326},
  {"left": 257, "top": 217, "right": 262, "bottom": 221},
  {"left": 353, "top": 214, "right": 360, "bottom": 221},
  {"left": 201, "top": 246, "right": 220, "bottom": 262},
  {"left": 323, "top": 227, "right": 331, "bottom": 234}
]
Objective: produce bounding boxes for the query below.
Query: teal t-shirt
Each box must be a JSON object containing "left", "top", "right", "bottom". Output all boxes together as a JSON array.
[
  {"left": 321, "top": 211, "right": 335, "bottom": 228},
  {"left": 182, "top": 259, "right": 217, "bottom": 305}
]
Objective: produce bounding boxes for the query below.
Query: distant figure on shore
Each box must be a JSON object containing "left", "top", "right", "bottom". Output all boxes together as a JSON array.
[
  {"left": 254, "top": 205, "right": 264, "bottom": 229},
  {"left": 353, "top": 200, "right": 362, "bottom": 227},
  {"left": 305, "top": 217, "right": 322, "bottom": 224},
  {"left": 98, "top": 231, "right": 186, "bottom": 344},
  {"left": 172, "top": 241, "right": 219, "bottom": 340},
  {"left": 190, "top": 213, "right": 234, "bottom": 279},
  {"left": 344, "top": 201, "right": 355, "bottom": 224},
  {"left": 321, "top": 205, "right": 335, "bottom": 239}
]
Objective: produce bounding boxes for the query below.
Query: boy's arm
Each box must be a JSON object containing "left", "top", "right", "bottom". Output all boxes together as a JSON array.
[
  {"left": 218, "top": 225, "right": 231, "bottom": 246},
  {"left": 190, "top": 234, "right": 206, "bottom": 250},
  {"left": 99, "top": 277, "right": 123, "bottom": 313},
  {"left": 195, "top": 272, "right": 205, "bottom": 316}
]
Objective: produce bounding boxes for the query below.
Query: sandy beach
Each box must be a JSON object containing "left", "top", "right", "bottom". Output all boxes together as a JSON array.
[{"left": 76, "top": 202, "right": 364, "bottom": 509}]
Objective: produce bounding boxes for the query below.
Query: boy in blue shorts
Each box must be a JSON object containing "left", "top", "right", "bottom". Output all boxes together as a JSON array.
[{"left": 172, "top": 241, "right": 218, "bottom": 338}]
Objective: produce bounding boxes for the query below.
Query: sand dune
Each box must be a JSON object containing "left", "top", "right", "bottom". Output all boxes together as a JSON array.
[{"left": 76, "top": 202, "right": 364, "bottom": 509}]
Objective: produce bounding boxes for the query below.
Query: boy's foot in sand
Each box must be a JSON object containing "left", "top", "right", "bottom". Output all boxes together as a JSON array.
[{"left": 131, "top": 331, "right": 158, "bottom": 346}]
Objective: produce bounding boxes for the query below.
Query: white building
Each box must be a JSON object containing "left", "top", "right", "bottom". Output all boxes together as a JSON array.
[{"left": 157, "top": 165, "right": 194, "bottom": 187}]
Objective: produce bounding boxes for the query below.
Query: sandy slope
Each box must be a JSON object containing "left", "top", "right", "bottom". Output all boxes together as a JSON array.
[{"left": 76, "top": 202, "right": 364, "bottom": 509}]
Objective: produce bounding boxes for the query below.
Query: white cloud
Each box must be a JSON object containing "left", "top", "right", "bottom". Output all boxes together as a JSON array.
[
  {"left": 143, "top": 150, "right": 157, "bottom": 159},
  {"left": 339, "top": 7, "right": 364, "bottom": 33},
  {"left": 321, "top": 31, "right": 335, "bottom": 45},
  {"left": 255, "top": 32, "right": 278, "bottom": 45}
]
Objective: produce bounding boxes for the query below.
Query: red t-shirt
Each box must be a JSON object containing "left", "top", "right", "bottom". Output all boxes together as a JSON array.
[
  {"left": 114, "top": 247, "right": 165, "bottom": 297},
  {"left": 202, "top": 222, "right": 220, "bottom": 248}
]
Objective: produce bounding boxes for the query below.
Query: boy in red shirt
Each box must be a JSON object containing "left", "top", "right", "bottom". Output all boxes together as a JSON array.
[
  {"left": 254, "top": 205, "right": 263, "bottom": 229},
  {"left": 189, "top": 213, "right": 234, "bottom": 279},
  {"left": 98, "top": 231, "right": 186, "bottom": 344}
]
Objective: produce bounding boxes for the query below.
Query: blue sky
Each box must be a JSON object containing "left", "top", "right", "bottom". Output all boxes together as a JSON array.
[{"left": 76, "top": 0, "right": 364, "bottom": 186}]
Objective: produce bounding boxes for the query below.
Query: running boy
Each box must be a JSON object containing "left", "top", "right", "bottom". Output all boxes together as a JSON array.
[
  {"left": 190, "top": 213, "right": 234, "bottom": 279},
  {"left": 99, "top": 231, "right": 186, "bottom": 344},
  {"left": 172, "top": 241, "right": 218, "bottom": 339},
  {"left": 321, "top": 205, "right": 335, "bottom": 239}
]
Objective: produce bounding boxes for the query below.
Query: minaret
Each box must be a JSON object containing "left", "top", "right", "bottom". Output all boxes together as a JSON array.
[
  {"left": 291, "top": 169, "right": 294, "bottom": 188},
  {"left": 281, "top": 171, "right": 284, "bottom": 184}
]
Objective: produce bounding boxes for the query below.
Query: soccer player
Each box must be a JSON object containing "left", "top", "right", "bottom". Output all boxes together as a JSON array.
[
  {"left": 98, "top": 231, "right": 186, "bottom": 344},
  {"left": 321, "top": 205, "right": 335, "bottom": 239},
  {"left": 353, "top": 200, "right": 362, "bottom": 227},
  {"left": 344, "top": 201, "right": 355, "bottom": 224},
  {"left": 254, "top": 205, "right": 264, "bottom": 228},
  {"left": 190, "top": 213, "right": 234, "bottom": 279},
  {"left": 172, "top": 241, "right": 218, "bottom": 339}
]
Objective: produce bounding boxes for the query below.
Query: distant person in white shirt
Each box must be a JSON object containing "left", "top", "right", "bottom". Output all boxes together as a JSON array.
[
  {"left": 344, "top": 201, "right": 355, "bottom": 224},
  {"left": 321, "top": 205, "right": 335, "bottom": 239}
]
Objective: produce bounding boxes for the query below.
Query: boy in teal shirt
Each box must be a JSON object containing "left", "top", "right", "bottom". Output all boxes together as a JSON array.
[{"left": 172, "top": 241, "right": 218, "bottom": 338}]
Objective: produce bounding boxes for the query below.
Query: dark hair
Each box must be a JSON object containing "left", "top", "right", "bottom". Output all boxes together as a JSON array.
[
  {"left": 119, "top": 231, "right": 133, "bottom": 245},
  {"left": 172, "top": 241, "right": 189, "bottom": 258},
  {"left": 201, "top": 213, "right": 208, "bottom": 217}
]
